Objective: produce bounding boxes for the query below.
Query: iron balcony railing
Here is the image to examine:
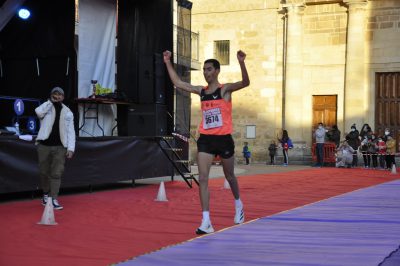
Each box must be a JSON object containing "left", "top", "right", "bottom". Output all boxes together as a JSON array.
[{"left": 173, "top": 25, "right": 200, "bottom": 70}]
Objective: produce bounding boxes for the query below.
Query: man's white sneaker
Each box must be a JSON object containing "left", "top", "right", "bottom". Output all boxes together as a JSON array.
[
  {"left": 234, "top": 205, "right": 244, "bottom": 224},
  {"left": 52, "top": 198, "right": 64, "bottom": 210},
  {"left": 195, "top": 219, "right": 214, "bottom": 235},
  {"left": 41, "top": 193, "right": 49, "bottom": 206}
]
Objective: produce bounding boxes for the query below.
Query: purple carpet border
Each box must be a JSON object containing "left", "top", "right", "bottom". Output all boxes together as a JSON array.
[{"left": 117, "top": 180, "right": 400, "bottom": 266}]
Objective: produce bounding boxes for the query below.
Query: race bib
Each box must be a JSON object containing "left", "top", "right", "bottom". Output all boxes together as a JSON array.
[{"left": 203, "top": 108, "right": 223, "bottom": 129}]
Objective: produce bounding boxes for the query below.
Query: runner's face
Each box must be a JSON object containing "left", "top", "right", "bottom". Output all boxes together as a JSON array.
[{"left": 203, "top": 63, "right": 219, "bottom": 83}]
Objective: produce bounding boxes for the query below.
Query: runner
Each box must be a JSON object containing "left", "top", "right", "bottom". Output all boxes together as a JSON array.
[{"left": 163, "top": 50, "right": 250, "bottom": 234}]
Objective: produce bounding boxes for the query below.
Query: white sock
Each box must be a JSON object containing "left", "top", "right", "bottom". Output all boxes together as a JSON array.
[
  {"left": 202, "top": 211, "right": 210, "bottom": 222},
  {"left": 235, "top": 199, "right": 243, "bottom": 208}
]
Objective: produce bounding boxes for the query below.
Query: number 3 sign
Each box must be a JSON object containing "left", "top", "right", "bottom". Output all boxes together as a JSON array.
[{"left": 27, "top": 117, "right": 37, "bottom": 133}]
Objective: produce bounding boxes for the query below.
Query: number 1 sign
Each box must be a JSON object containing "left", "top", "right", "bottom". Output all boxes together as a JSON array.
[{"left": 14, "top": 99, "right": 25, "bottom": 116}]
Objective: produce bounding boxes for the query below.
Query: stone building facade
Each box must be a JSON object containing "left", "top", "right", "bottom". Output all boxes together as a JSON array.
[{"left": 187, "top": 0, "right": 400, "bottom": 164}]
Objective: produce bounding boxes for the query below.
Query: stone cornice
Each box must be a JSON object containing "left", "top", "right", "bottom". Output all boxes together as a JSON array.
[
  {"left": 280, "top": 1, "right": 306, "bottom": 15},
  {"left": 281, "top": 2, "right": 306, "bottom": 9},
  {"left": 343, "top": 0, "right": 368, "bottom": 10},
  {"left": 343, "top": 0, "right": 368, "bottom": 4},
  {"left": 305, "top": 0, "right": 343, "bottom": 5},
  {"left": 281, "top": 0, "right": 306, "bottom": 5}
]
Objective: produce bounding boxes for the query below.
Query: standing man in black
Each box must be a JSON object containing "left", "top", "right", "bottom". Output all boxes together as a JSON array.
[{"left": 346, "top": 124, "right": 360, "bottom": 167}]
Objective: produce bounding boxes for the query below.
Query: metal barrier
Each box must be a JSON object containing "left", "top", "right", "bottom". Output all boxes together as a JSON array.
[{"left": 311, "top": 142, "right": 337, "bottom": 163}]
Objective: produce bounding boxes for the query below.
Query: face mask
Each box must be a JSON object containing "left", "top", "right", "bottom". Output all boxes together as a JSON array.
[
  {"left": 318, "top": 126, "right": 322, "bottom": 129},
  {"left": 351, "top": 128, "right": 355, "bottom": 132},
  {"left": 385, "top": 131, "right": 389, "bottom": 135},
  {"left": 378, "top": 139, "right": 382, "bottom": 141},
  {"left": 371, "top": 136, "right": 375, "bottom": 140}
]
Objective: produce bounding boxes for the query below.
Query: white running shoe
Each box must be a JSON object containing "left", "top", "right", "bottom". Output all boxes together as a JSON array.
[
  {"left": 234, "top": 205, "right": 245, "bottom": 224},
  {"left": 195, "top": 219, "right": 214, "bottom": 235}
]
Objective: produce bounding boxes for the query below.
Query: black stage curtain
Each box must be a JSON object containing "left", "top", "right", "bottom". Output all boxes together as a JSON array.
[
  {"left": 0, "top": 136, "right": 174, "bottom": 194},
  {"left": 0, "top": 0, "right": 76, "bottom": 101},
  {"left": 117, "top": 0, "right": 174, "bottom": 136},
  {"left": 117, "top": 0, "right": 173, "bottom": 107}
]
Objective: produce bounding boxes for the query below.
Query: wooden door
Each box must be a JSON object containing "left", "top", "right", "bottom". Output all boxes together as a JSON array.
[
  {"left": 375, "top": 72, "right": 400, "bottom": 152},
  {"left": 312, "top": 95, "right": 337, "bottom": 129}
]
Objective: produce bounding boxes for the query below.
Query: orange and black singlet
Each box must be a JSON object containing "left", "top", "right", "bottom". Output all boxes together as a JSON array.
[{"left": 199, "top": 86, "right": 233, "bottom": 135}]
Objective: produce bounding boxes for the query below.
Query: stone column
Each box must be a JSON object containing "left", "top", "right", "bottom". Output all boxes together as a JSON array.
[
  {"left": 283, "top": 3, "right": 305, "bottom": 141},
  {"left": 343, "top": 0, "right": 368, "bottom": 131}
]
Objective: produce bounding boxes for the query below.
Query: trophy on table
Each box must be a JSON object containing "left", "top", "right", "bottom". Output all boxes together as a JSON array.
[{"left": 90, "top": 80, "right": 97, "bottom": 98}]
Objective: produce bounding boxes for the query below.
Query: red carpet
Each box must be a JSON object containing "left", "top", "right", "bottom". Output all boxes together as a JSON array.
[{"left": 0, "top": 168, "right": 398, "bottom": 266}]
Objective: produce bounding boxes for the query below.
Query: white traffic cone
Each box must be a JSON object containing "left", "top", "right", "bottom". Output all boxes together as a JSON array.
[
  {"left": 37, "top": 197, "right": 57, "bottom": 225},
  {"left": 155, "top": 182, "right": 168, "bottom": 201},
  {"left": 391, "top": 164, "right": 397, "bottom": 174},
  {"left": 223, "top": 179, "right": 231, "bottom": 189}
]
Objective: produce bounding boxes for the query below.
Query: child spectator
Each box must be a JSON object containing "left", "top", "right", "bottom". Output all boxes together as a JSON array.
[
  {"left": 377, "top": 136, "right": 386, "bottom": 169},
  {"left": 242, "top": 142, "right": 251, "bottom": 165},
  {"left": 268, "top": 140, "right": 277, "bottom": 165}
]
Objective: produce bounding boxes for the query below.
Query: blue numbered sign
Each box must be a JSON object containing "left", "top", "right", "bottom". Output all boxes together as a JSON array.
[
  {"left": 14, "top": 99, "right": 25, "bottom": 116},
  {"left": 27, "top": 117, "right": 37, "bottom": 133}
]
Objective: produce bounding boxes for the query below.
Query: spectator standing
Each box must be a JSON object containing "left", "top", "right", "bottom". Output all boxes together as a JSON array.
[
  {"left": 368, "top": 134, "right": 378, "bottom": 169},
  {"left": 377, "top": 136, "right": 386, "bottom": 169},
  {"left": 385, "top": 135, "right": 396, "bottom": 170},
  {"left": 314, "top": 122, "right": 326, "bottom": 167},
  {"left": 242, "top": 142, "right": 251, "bottom": 165},
  {"left": 360, "top": 136, "right": 370, "bottom": 168},
  {"left": 382, "top": 128, "right": 391, "bottom": 142},
  {"left": 268, "top": 140, "right": 277, "bottom": 165},
  {"left": 35, "top": 87, "right": 76, "bottom": 210},
  {"left": 346, "top": 124, "right": 360, "bottom": 167},
  {"left": 327, "top": 125, "right": 341, "bottom": 147},
  {"left": 359, "top": 124, "right": 373, "bottom": 168},
  {"left": 360, "top": 123, "right": 373, "bottom": 140},
  {"left": 278, "top": 130, "right": 290, "bottom": 166}
]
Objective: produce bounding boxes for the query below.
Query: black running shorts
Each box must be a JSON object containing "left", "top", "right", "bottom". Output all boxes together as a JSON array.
[{"left": 197, "top": 134, "right": 235, "bottom": 159}]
